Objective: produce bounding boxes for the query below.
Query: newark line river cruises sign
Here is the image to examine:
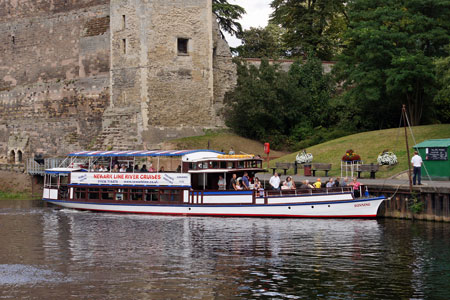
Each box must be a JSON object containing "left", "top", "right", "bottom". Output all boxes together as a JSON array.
[{"left": 71, "top": 172, "right": 191, "bottom": 186}]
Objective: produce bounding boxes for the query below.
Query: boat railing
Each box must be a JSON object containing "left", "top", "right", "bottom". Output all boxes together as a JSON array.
[
  {"left": 27, "top": 157, "right": 69, "bottom": 175},
  {"left": 265, "top": 186, "right": 353, "bottom": 197},
  {"left": 189, "top": 189, "right": 257, "bottom": 204}
]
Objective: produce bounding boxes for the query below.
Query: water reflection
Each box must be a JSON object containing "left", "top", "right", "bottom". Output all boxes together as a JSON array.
[{"left": 1, "top": 201, "right": 450, "bottom": 299}]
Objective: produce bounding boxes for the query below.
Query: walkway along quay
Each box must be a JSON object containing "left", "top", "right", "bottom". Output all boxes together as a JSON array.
[{"left": 258, "top": 173, "right": 450, "bottom": 222}]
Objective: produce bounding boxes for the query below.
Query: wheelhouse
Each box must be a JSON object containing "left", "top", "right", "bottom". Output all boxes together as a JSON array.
[{"left": 183, "top": 154, "right": 264, "bottom": 190}]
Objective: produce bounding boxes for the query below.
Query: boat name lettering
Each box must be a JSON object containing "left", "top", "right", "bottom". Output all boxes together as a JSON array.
[{"left": 354, "top": 203, "right": 371, "bottom": 207}]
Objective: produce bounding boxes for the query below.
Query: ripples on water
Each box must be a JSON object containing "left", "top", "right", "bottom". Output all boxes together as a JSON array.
[{"left": 0, "top": 200, "right": 450, "bottom": 299}]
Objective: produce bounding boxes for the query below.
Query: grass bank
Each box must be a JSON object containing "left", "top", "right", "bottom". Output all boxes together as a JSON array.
[
  {"left": 164, "top": 130, "right": 288, "bottom": 158},
  {"left": 0, "top": 190, "right": 37, "bottom": 200},
  {"left": 270, "top": 124, "right": 450, "bottom": 179}
]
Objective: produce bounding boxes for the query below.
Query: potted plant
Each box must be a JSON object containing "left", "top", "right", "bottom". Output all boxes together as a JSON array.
[
  {"left": 296, "top": 150, "right": 313, "bottom": 164},
  {"left": 377, "top": 150, "right": 398, "bottom": 166},
  {"left": 342, "top": 149, "right": 361, "bottom": 163}
]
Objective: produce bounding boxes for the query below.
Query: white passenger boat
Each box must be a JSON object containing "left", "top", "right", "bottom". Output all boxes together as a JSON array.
[{"left": 42, "top": 150, "right": 385, "bottom": 218}]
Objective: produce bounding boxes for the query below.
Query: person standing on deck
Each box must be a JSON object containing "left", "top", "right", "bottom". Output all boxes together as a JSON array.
[
  {"left": 218, "top": 176, "right": 226, "bottom": 190},
  {"left": 411, "top": 151, "right": 423, "bottom": 185},
  {"left": 269, "top": 173, "right": 281, "bottom": 190},
  {"left": 242, "top": 172, "right": 250, "bottom": 190},
  {"left": 229, "top": 174, "right": 238, "bottom": 190}
]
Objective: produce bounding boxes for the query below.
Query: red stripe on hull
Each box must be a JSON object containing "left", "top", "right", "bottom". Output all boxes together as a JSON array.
[{"left": 72, "top": 207, "right": 377, "bottom": 218}]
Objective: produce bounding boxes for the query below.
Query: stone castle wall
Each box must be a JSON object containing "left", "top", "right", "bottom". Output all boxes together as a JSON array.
[
  {"left": 0, "top": 0, "right": 111, "bottom": 160},
  {"left": 0, "top": 0, "right": 236, "bottom": 160}
]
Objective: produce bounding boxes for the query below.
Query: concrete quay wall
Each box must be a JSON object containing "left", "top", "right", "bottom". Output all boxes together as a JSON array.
[{"left": 369, "top": 184, "right": 450, "bottom": 222}]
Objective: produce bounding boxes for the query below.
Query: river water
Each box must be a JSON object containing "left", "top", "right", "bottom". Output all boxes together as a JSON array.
[{"left": 1, "top": 200, "right": 449, "bottom": 299}]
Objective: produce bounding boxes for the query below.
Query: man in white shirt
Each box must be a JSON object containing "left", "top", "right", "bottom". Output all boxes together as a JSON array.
[
  {"left": 269, "top": 172, "right": 281, "bottom": 190},
  {"left": 411, "top": 151, "right": 423, "bottom": 185}
]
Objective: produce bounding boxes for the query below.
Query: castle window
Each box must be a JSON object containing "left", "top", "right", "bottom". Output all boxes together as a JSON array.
[
  {"left": 12, "top": 35, "right": 15, "bottom": 44},
  {"left": 9, "top": 150, "right": 15, "bottom": 163},
  {"left": 122, "top": 15, "right": 126, "bottom": 29},
  {"left": 17, "top": 150, "right": 23, "bottom": 163},
  {"left": 177, "top": 38, "right": 189, "bottom": 55},
  {"left": 122, "top": 39, "right": 127, "bottom": 54}
]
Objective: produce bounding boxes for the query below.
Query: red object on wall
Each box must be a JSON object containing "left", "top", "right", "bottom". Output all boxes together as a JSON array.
[{"left": 264, "top": 143, "right": 270, "bottom": 154}]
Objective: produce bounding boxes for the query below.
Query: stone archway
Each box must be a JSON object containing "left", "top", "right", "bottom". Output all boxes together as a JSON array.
[
  {"left": 9, "top": 150, "right": 15, "bottom": 163},
  {"left": 17, "top": 150, "right": 23, "bottom": 163}
]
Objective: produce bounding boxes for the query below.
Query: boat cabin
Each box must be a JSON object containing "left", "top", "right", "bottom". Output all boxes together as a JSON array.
[{"left": 43, "top": 150, "right": 263, "bottom": 204}]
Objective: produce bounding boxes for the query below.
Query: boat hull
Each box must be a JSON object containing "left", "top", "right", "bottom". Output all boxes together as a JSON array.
[{"left": 43, "top": 196, "right": 385, "bottom": 218}]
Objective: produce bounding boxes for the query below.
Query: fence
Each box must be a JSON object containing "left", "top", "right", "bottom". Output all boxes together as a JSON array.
[{"left": 26, "top": 158, "right": 68, "bottom": 175}]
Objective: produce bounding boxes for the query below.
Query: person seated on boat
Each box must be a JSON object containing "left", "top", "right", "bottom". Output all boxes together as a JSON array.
[
  {"left": 269, "top": 173, "right": 281, "bottom": 190},
  {"left": 229, "top": 173, "right": 238, "bottom": 190},
  {"left": 334, "top": 177, "right": 340, "bottom": 187},
  {"left": 285, "top": 176, "right": 296, "bottom": 189},
  {"left": 148, "top": 163, "right": 155, "bottom": 172},
  {"left": 313, "top": 178, "right": 322, "bottom": 188},
  {"left": 91, "top": 163, "right": 99, "bottom": 172},
  {"left": 235, "top": 181, "right": 243, "bottom": 190},
  {"left": 253, "top": 177, "right": 261, "bottom": 190},
  {"left": 112, "top": 164, "right": 119, "bottom": 173},
  {"left": 134, "top": 164, "right": 139, "bottom": 173},
  {"left": 176, "top": 165, "right": 181, "bottom": 173},
  {"left": 229, "top": 147, "right": 235, "bottom": 155},
  {"left": 300, "top": 180, "right": 312, "bottom": 189},
  {"left": 350, "top": 177, "right": 361, "bottom": 197},
  {"left": 119, "top": 164, "right": 127, "bottom": 173},
  {"left": 341, "top": 177, "right": 348, "bottom": 187},
  {"left": 218, "top": 175, "right": 226, "bottom": 190},
  {"left": 140, "top": 164, "right": 149, "bottom": 172},
  {"left": 126, "top": 164, "right": 133, "bottom": 172},
  {"left": 326, "top": 178, "right": 334, "bottom": 188},
  {"left": 98, "top": 164, "right": 108, "bottom": 172},
  {"left": 159, "top": 166, "right": 165, "bottom": 172},
  {"left": 242, "top": 172, "right": 250, "bottom": 190},
  {"left": 254, "top": 177, "right": 264, "bottom": 196}
]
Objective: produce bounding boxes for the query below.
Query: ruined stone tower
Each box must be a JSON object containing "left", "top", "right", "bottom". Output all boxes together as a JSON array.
[{"left": 0, "top": 0, "right": 236, "bottom": 161}]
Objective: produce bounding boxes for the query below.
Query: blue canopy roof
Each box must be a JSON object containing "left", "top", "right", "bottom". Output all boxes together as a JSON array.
[{"left": 68, "top": 149, "right": 223, "bottom": 157}]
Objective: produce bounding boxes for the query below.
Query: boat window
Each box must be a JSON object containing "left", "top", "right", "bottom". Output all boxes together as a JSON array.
[
  {"left": 88, "top": 188, "right": 100, "bottom": 200},
  {"left": 145, "top": 189, "right": 159, "bottom": 201},
  {"left": 209, "top": 161, "right": 219, "bottom": 168},
  {"left": 227, "top": 162, "right": 234, "bottom": 169},
  {"left": 199, "top": 162, "right": 208, "bottom": 169},
  {"left": 238, "top": 161, "right": 245, "bottom": 169},
  {"left": 220, "top": 161, "right": 227, "bottom": 169},
  {"left": 160, "top": 189, "right": 181, "bottom": 202},
  {"left": 130, "top": 189, "right": 144, "bottom": 201},
  {"left": 116, "top": 188, "right": 128, "bottom": 201},
  {"left": 101, "top": 188, "right": 114, "bottom": 200},
  {"left": 74, "top": 187, "right": 86, "bottom": 200}
]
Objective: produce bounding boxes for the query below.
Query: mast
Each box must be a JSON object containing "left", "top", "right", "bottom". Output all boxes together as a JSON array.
[{"left": 403, "top": 105, "right": 413, "bottom": 193}]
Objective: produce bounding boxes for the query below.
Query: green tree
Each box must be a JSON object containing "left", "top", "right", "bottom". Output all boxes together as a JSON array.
[
  {"left": 234, "top": 24, "right": 287, "bottom": 59},
  {"left": 335, "top": 0, "right": 450, "bottom": 128},
  {"left": 434, "top": 46, "right": 450, "bottom": 123},
  {"left": 270, "top": 0, "right": 348, "bottom": 60},
  {"left": 213, "top": 0, "right": 246, "bottom": 37},
  {"left": 224, "top": 56, "right": 334, "bottom": 148}
]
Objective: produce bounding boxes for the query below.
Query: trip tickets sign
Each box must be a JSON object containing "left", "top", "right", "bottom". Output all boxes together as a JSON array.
[{"left": 70, "top": 172, "right": 191, "bottom": 186}]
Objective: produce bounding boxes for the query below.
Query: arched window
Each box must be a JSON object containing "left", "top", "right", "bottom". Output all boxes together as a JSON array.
[
  {"left": 17, "top": 150, "right": 23, "bottom": 163},
  {"left": 9, "top": 150, "right": 15, "bottom": 163}
]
